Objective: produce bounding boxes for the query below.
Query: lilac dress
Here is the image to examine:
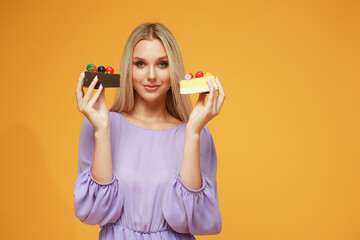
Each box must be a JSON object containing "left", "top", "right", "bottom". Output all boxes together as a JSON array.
[{"left": 74, "top": 112, "right": 222, "bottom": 239}]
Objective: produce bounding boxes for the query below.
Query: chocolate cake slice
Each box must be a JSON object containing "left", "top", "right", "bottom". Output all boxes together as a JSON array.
[{"left": 83, "top": 71, "right": 120, "bottom": 89}]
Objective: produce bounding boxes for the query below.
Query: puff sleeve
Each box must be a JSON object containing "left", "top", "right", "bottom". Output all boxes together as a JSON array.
[
  {"left": 162, "top": 126, "right": 222, "bottom": 235},
  {"left": 73, "top": 117, "right": 124, "bottom": 226}
]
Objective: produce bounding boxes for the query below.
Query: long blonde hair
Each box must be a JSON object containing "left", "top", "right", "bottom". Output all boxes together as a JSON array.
[{"left": 109, "top": 22, "right": 193, "bottom": 122}]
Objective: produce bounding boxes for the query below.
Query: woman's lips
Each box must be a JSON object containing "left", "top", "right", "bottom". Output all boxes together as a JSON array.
[{"left": 144, "top": 85, "right": 160, "bottom": 91}]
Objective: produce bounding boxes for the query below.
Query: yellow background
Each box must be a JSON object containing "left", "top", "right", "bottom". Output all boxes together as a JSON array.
[{"left": 0, "top": 0, "right": 359, "bottom": 239}]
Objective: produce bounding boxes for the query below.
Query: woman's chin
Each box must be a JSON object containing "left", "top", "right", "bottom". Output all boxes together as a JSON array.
[{"left": 136, "top": 92, "right": 167, "bottom": 104}]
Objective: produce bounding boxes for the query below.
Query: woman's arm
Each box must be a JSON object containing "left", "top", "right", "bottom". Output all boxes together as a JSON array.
[
  {"left": 74, "top": 116, "right": 124, "bottom": 226},
  {"left": 162, "top": 126, "right": 222, "bottom": 235},
  {"left": 91, "top": 126, "right": 114, "bottom": 183},
  {"left": 180, "top": 129, "right": 202, "bottom": 190},
  {"left": 76, "top": 72, "right": 114, "bottom": 183},
  {"left": 179, "top": 77, "right": 225, "bottom": 190}
]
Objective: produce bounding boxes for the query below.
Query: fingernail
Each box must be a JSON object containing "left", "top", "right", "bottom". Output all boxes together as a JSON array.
[
  {"left": 100, "top": 83, "right": 103, "bottom": 88},
  {"left": 94, "top": 75, "right": 98, "bottom": 80},
  {"left": 81, "top": 71, "right": 85, "bottom": 76},
  {"left": 215, "top": 76, "right": 219, "bottom": 81}
]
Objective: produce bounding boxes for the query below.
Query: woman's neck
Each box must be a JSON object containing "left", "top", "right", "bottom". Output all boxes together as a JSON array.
[{"left": 125, "top": 94, "right": 170, "bottom": 122}]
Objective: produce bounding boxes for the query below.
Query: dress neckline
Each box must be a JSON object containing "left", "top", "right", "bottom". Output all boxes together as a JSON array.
[{"left": 118, "top": 112, "right": 186, "bottom": 132}]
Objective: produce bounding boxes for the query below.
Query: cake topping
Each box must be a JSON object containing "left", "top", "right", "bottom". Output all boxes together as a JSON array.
[
  {"left": 185, "top": 73, "right": 193, "bottom": 80},
  {"left": 184, "top": 71, "right": 214, "bottom": 80},
  {"left": 86, "top": 64, "right": 116, "bottom": 74},
  {"left": 106, "top": 66, "right": 114, "bottom": 74},
  {"left": 97, "top": 66, "right": 106, "bottom": 73},
  {"left": 195, "top": 71, "right": 204, "bottom": 78},
  {"left": 86, "top": 63, "right": 97, "bottom": 72}
]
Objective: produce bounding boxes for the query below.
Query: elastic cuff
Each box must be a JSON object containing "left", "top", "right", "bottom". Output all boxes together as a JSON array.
[
  {"left": 175, "top": 171, "right": 207, "bottom": 193},
  {"left": 88, "top": 167, "right": 117, "bottom": 186}
]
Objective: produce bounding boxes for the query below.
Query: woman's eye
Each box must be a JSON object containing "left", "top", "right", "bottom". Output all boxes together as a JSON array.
[
  {"left": 135, "top": 61, "right": 145, "bottom": 67},
  {"left": 159, "top": 61, "right": 169, "bottom": 68}
]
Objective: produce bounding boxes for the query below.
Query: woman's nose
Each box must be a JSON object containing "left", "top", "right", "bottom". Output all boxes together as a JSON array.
[{"left": 148, "top": 66, "right": 156, "bottom": 80}]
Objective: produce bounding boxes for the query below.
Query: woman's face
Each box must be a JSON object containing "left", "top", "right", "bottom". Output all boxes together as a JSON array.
[{"left": 132, "top": 38, "right": 171, "bottom": 104}]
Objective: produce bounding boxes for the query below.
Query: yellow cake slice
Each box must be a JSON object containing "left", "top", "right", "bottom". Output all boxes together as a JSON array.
[{"left": 180, "top": 73, "right": 219, "bottom": 94}]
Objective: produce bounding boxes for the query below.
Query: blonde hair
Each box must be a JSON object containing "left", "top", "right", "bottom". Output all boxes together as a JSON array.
[{"left": 109, "top": 22, "right": 193, "bottom": 122}]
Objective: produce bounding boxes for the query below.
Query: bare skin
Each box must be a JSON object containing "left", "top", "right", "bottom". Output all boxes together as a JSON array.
[{"left": 75, "top": 38, "right": 226, "bottom": 189}]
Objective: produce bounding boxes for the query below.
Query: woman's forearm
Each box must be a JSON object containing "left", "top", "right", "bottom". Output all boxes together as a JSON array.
[
  {"left": 90, "top": 126, "right": 114, "bottom": 183},
  {"left": 179, "top": 129, "right": 202, "bottom": 190}
]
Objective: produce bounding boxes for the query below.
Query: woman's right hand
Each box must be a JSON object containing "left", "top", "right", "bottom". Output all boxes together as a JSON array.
[{"left": 76, "top": 71, "right": 110, "bottom": 131}]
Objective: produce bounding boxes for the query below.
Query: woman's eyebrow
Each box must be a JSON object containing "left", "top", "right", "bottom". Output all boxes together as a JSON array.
[{"left": 133, "top": 56, "right": 168, "bottom": 60}]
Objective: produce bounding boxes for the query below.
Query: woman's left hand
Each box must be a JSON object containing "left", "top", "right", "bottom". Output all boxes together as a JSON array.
[{"left": 186, "top": 76, "right": 226, "bottom": 134}]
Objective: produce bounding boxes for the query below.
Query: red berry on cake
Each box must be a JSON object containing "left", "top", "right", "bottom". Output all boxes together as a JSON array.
[
  {"left": 106, "top": 66, "right": 114, "bottom": 74},
  {"left": 195, "top": 71, "right": 204, "bottom": 78},
  {"left": 185, "top": 73, "right": 193, "bottom": 80}
]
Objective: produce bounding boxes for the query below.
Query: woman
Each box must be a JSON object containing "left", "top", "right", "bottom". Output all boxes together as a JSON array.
[{"left": 74, "top": 22, "right": 226, "bottom": 240}]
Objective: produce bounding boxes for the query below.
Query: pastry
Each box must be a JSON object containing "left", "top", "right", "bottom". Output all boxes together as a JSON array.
[
  {"left": 180, "top": 71, "right": 218, "bottom": 94},
  {"left": 82, "top": 63, "right": 120, "bottom": 89}
]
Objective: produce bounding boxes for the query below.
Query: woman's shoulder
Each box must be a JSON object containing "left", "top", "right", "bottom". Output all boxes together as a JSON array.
[
  {"left": 109, "top": 111, "right": 124, "bottom": 128},
  {"left": 167, "top": 116, "right": 184, "bottom": 128},
  {"left": 161, "top": 114, "right": 185, "bottom": 130},
  {"left": 110, "top": 111, "right": 129, "bottom": 124},
  {"left": 109, "top": 111, "right": 121, "bottom": 119}
]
